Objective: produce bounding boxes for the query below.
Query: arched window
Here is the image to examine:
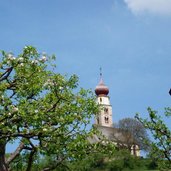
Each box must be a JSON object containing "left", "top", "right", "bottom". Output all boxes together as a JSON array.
[
  {"left": 104, "top": 108, "right": 108, "bottom": 114},
  {"left": 104, "top": 116, "right": 109, "bottom": 123}
]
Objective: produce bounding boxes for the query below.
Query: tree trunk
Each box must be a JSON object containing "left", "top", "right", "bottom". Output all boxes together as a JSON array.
[
  {"left": 0, "top": 141, "right": 8, "bottom": 171},
  {"left": 26, "top": 150, "right": 35, "bottom": 171}
]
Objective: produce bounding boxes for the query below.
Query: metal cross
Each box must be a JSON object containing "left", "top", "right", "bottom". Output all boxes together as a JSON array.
[{"left": 100, "top": 67, "right": 102, "bottom": 77}]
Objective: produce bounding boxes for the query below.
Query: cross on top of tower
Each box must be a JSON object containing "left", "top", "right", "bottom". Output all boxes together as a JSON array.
[{"left": 100, "top": 67, "right": 102, "bottom": 77}]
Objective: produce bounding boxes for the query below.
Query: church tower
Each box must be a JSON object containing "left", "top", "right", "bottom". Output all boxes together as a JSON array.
[{"left": 95, "top": 71, "right": 113, "bottom": 127}]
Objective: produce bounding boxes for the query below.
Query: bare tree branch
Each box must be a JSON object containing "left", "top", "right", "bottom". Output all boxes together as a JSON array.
[
  {"left": 0, "top": 67, "right": 13, "bottom": 82},
  {"left": 6, "top": 141, "right": 24, "bottom": 165}
]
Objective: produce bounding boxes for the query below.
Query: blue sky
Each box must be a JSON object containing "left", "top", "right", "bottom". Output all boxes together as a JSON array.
[{"left": 0, "top": 0, "right": 171, "bottom": 151}]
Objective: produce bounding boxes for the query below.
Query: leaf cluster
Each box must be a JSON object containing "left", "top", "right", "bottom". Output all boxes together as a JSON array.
[
  {"left": 0, "top": 46, "right": 99, "bottom": 171},
  {"left": 135, "top": 107, "right": 171, "bottom": 170}
]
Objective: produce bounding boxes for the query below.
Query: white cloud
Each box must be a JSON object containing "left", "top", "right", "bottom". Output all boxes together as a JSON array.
[{"left": 124, "top": 0, "right": 171, "bottom": 15}]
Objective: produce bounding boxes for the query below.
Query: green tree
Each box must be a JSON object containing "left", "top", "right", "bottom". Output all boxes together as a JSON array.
[
  {"left": 0, "top": 46, "right": 99, "bottom": 171},
  {"left": 136, "top": 107, "right": 171, "bottom": 169},
  {"left": 70, "top": 149, "right": 144, "bottom": 171}
]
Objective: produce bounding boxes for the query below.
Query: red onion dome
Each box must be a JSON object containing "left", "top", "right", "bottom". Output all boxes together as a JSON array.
[{"left": 95, "top": 78, "right": 109, "bottom": 96}]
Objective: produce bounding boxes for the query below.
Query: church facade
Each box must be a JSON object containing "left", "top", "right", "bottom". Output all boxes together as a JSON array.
[{"left": 94, "top": 72, "right": 140, "bottom": 157}]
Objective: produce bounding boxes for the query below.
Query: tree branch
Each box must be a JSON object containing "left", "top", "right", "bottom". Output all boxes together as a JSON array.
[
  {"left": 0, "top": 67, "right": 13, "bottom": 82},
  {"left": 26, "top": 149, "right": 37, "bottom": 171},
  {"left": 6, "top": 141, "right": 24, "bottom": 165}
]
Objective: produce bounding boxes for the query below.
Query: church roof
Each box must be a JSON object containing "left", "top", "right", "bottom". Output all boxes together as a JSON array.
[{"left": 90, "top": 125, "right": 134, "bottom": 145}]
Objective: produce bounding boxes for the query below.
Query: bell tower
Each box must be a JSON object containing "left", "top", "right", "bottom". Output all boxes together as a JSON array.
[{"left": 95, "top": 70, "right": 113, "bottom": 127}]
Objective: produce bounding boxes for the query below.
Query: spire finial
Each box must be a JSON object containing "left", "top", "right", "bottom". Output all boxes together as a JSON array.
[
  {"left": 100, "top": 67, "right": 102, "bottom": 77},
  {"left": 95, "top": 68, "right": 109, "bottom": 96}
]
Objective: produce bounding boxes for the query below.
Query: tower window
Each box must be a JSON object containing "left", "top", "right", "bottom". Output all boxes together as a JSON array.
[
  {"left": 104, "top": 108, "right": 108, "bottom": 114},
  {"left": 104, "top": 116, "right": 109, "bottom": 123},
  {"left": 100, "top": 98, "right": 102, "bottom": 102}
]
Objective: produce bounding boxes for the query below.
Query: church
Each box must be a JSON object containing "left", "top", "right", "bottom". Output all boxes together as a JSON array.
[{"left": 92, "top": 72, "right": 140, "bottom": 157}]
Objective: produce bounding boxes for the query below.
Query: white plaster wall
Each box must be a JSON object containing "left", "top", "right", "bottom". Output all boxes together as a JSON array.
[{"left": 97, "top": 96, "right": 110, "bottom": 105}]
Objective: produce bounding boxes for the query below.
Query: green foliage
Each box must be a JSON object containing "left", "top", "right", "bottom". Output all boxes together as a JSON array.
[
  {"left": 0, "top": 46, "right": 100, "bottom": 171},
  {"left": 146, "top": 159, "right": 158, "bottom": 170},
  {"left": 69, "top": 149, "right": 153, "bottom": 171},
  {"left": 135, "top": 107, "right": 171, "bottom": 170}
]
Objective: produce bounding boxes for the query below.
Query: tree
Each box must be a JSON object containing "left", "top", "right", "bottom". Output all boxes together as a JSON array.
[
  {"left": 136, "top": 107, "right": 171, "bottom": 169},
  {"left": 115, "top": 118, "right": 149, "bottom": 152},
  {"left": 0, "top": 46, "right": 99, "bottom": 171}
]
